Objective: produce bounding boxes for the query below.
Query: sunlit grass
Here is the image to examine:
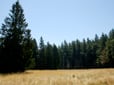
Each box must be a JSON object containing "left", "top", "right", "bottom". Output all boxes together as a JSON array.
[{"left": 0, "top": 69, "right": 114, "bottom": 85}]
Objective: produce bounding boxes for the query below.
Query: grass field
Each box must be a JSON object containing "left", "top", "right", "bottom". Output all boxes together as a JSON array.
[{"left": 0, "top": 69, "right": 114, "bottom": 85}]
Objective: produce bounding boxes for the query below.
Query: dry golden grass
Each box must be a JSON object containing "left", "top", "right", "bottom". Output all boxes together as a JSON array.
[{"left": 0, "top": 69, "right": 114, "bottom": 85}]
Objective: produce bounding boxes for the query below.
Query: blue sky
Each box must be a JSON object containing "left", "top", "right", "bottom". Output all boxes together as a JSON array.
[{"left": 0, "top": 0, "right": 114, "bottom": 45}]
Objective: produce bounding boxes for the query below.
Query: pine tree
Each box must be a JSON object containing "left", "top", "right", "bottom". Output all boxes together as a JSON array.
[
  {"left": 86, "top": 38, "right": 94, "bottom": 67},
  {"left": 53, "top": 44, "right": 60, "bottom": 69},
  {"left": 0, "top": 38, "right": 2, "bottom": 60},
  {"left": 38, "top": 37, "right": 46, "bottom": 69},
  {"left": 81, "top": 39, "right": 87, "bottom": 67},
  {"left": 109, "top": 29, "right": 114, "bottom": 39},
  {"left": 32, "top": 39, "right": 39, "bottom": 69},
  {"left": 71, "top": 41, "right": 76, "bottom": 68},
  {"left": 0, "top": 1, "right": 28, "bottom": 72},
  {"left": 23, "top": 29, "right": 35, "bottom": 69},
  {"left": 75, "top": 40, "right": 81, "bottom": 68},
  {"left": 96, "top": 33, "right": 108, "bottom": 67},
  {"left": 45, "top": 42, "right": 53, "bottom": 69},
  {"left": 105, "top": 39, "right": 114, "bottom": 67},
  {"left": 61, "top": 41, "right": 71, "bottom": 68}
]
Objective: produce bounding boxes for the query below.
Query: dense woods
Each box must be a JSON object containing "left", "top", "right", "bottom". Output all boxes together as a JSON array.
[{"left": 0, "top": 1, "right": 114, "bottom": 73}]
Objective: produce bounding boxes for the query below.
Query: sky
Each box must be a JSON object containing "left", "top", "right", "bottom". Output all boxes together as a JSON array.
[{"left": 0, "top": 0, "right": 114, "bottom": 45}]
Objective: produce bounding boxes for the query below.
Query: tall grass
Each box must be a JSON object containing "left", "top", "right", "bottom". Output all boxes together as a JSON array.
[{"left": 0, "top": 69, "right": 114, "bottom": 85}]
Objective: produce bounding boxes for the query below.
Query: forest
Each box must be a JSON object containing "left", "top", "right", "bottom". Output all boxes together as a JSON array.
[{"left": 0, "top": 1, "right": 114, "bottom": 73}]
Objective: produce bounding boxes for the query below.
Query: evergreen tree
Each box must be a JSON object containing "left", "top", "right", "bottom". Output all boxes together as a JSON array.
[
  {"left": 71, "top": 41, "right": 76, "bottom": 68},
  {"left": 0, "top": 1, "right": 28, "bottom": 72},
  {"left": 71, "top": 40, "right": 81, "bottom": 68},
  {"left": 52, "top": 44, "right": 60, "bottom": 69},
  {"left": 86, "top": 38, "right": 94, "bottom": 67},
  {"left": 75, "top": 40, "right": 81, "bottom": 68},
  {"left": 23, "top": 29, "right": 35, "bottom": 69},
  {"left": 45, "top": 42, "right": 53, "bottom": 69},
  {"left": 97, "top": 33, "right": 108, "bottom": 66},
  {"left": 63, "top": 41, "right": 71, "bottom": 68},
  {"left": 105, "top": 39, "right": 114, "bottom": 67},
  {"left": 58, "top": 45, "right": 64, "bottom": 69},
  {"left": 81, "top": 39, "right": 87, "bottom": 67},
  {"left": 0, "top": 38, "right": 2, "bottom": 60},
  {"left": 32, "top": 39, "right": 39, "bottom": 69},
  {"left": 38, "top": 37, "right": 46, "bottom": 69},
  {"left": 91, "top": 35, "right": 99, "bottom": 67},
  {"left": 109, "top": 29, "right": 114, "bottom": 39}
]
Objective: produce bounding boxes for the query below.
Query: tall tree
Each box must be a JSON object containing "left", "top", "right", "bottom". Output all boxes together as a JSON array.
[
  {"left": 109, "top": 29, "right": 114, "bottom": 39},
  {"left": 32, "top": 39, "right": 39, "bottom": 69},
  {"left": 52, "top": 44, "right": 60, "bottom": 69},
  {"left": 71, "top": 40, "right": 81, "bottom": 68},
  {"left": 81, "top": 39, "right": 87, "bottom": 67},
  {"left": 105, "top": 39, "right": 114, "bottom": 67},
  {"left": 0, "top": 38, "right": 2, "bottom": 61},
  {"left": 0, "top": 1, "right": 29, "bottom": 72},
  {"left": 86, "top": 38, "right": 94, "bottom": 67},
  {"left": 97, "top": 33, "right": 108, "bottom": 66},
  {"left": 61, "top": 41, "right": 71, "bottom": 68},
  {"left": 38, "top": 37, "right": 46, "bottom": 69},
  {"left": 23, "top": 29, "right": 35, "bottom": 69},
  {"left": 71, "top": 41, "right": 76, "bottom": 68},
  {"left": 45, "top": 42, "right": 53, "bottom": 69},
  {"left": 75, "top": 40, "right": 81, "bottom": 68}
]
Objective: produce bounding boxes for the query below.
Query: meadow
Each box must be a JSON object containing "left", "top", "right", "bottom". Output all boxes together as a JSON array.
[{"left": 0, "top": 69, "right": 114, "bottom": 85}]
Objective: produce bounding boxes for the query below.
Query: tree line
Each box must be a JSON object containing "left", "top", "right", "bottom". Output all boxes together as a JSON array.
[
  {"left": 37, "top": 30, "right": 114, "bottom": 69},
  {"left": 0, "top": 1, "right": 114, "bottom": 73}
]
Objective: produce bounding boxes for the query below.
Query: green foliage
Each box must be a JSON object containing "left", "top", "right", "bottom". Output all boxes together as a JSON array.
[
  {"left": 38, "top": 37, "right": 46, "bottom": 69},
  {"left": 0, "top": 1, "right": 35, "bottom": 72},
  {"left": 52, "top": 44, "right": 60, "bottom": 69},
  {"left": 0, "top": 0, "right": 114, "bottom": 71},
  {"left": 32, "top": 39, "right": 39, "bottom": 69},
  {"left": 36, "top": 29, "right": 114, "bottom": 69},
  {"left": 45, "top": 42, "right": 53, "bottom": 69},
  {"left": 23, "top": 29, "right": 35, "bottom": 69},
  {"left": 105, "top": 39, "right": 114, "bottom": 67}
]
